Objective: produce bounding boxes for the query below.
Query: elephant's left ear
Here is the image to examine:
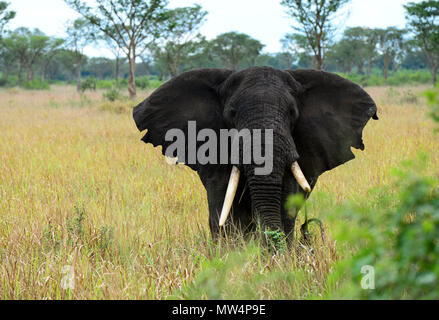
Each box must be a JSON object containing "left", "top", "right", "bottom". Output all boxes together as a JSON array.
[
  {"left": 133, "top": 69, "right": 233, "bottom": 171},
  {"left": 286, "top": 69, "right": 378, "bottom": 180}
]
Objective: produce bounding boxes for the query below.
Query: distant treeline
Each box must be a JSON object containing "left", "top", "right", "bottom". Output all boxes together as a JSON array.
[
  {"left": 0, "top": 28, "right": 434, "bottom": 88},
  {"left": 0, "top": 0, "right": 437, "bottom": 93}
]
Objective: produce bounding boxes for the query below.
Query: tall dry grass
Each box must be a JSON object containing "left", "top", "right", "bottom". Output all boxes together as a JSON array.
[{"left": 0, "top": 84, "right": 437, "bottom": 299}]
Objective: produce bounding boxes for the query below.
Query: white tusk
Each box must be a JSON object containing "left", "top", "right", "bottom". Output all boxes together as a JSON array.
[
  {"left": 219, "top": 166, "right": 240, "bottom": 227},
  {"left": 291, "top": 162, "right": 311, "bottom": 193}
]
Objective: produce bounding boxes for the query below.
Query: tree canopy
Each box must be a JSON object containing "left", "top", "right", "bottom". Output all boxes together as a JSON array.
[
  {"left": 405, "top": 0, "right": 439, "bottom": 84},
  {"left": 65, "top": 0, "right": 169, "bottom": 98},
  {"left": 281, "top": 0, "right": 350, "bottom": 70}
]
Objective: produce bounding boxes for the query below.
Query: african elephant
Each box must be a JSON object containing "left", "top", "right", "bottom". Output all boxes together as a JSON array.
[{"left": 133, "top": 67, "right": 378, "bottom": 244}]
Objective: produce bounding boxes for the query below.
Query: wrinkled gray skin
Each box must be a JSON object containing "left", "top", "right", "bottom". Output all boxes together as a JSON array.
[{"left": 133, "top": 67, "right": 378, "bottom": 245}]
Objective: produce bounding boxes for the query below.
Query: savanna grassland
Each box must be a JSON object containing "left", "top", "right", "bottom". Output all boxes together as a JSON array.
[{"left": 0, "top": 84, "right": 438, "bottom": 299}]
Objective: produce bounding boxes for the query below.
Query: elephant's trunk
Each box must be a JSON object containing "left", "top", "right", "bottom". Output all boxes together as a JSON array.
[
  {"left": 247, "top": 175, "right": 283, "bottom": 231},
  {"left": 243, "top": 130, "right": 291, "bottom": 232}
]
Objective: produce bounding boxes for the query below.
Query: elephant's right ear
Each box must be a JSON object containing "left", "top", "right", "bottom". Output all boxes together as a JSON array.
[{"left": 133, "top": 69, "right": 233, "bottom": 171}]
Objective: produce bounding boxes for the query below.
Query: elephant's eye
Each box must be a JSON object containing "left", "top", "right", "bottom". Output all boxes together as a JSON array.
[{"left": 230, "top": 109, "right": 237, "bottom": 118}]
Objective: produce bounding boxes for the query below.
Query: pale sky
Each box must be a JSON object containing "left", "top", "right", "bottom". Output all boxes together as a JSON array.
[{"left": 8, "top": 0, "right": 422, "bottom": 57}]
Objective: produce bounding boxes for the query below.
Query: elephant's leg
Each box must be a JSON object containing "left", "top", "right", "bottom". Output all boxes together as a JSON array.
[
  {"left": 206, "top": 188, "right": 226, "bottom": 241},
  {"left": 206, "top": 182, "right": 252, "bottom": 241},
  {"left": 198, "top": 165, "right": 236, "bottom": 240}
]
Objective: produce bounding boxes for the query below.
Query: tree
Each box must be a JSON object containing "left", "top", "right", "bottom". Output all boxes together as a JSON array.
[
  {"left": 325, "top": 27, "right": 379, "bottom": 75},
  {"left": 0, "top": 31, "right": 16, "bottom": 82},
  {"left": 65, "top": 18, "right": 96, "bottom": 92},
  {"left": 98, "top": 33, "right": 126, "bottom": 82},
  {"left": 4, "top": 28, "right": 51, "bottom": 84},
  {"left": 23, "top": 30, "right": 50, "bottom": 81},
  {"left": 154, "top": 5, "right": 207, "bottom": 76},
  {"left": 51, "top": 49, "right": 83, "bottom": 82},
  {"left": 65, "top": 0, "right": 169, "bottom": 99},
  {"left": 41, "top": 37, "right": 65, "bottom": 82},
  {"left": 343, "top": 27, "right": 378, "bottom": 75},
  {"left": 6, "top": 29, "right": 28, "bottom": 84},
  {"left": 361, "top": 28, "right": 380, "bottom": 77},
  {"left": 0, "top": 1, "right": 15, "bottom": 34},
  {"left": 281, "top": 33, "right": 313, "bottom": 68},
  {"left": 405, "top": 0, "right": 439, "bottom": 84},
  {"left": 209, "top": 32, "right": 264, "bottom": 71},
  {"left": 255, "top": 52, "right": 296, "bottom": 70},
  {"left": 376, "top": 27, "right": 406, "bottom": 82},
  {"left": 327, "top": 38, "right": 356, "bottom": 73},
  {"left": 280, "top": 0, "right": 350, "bottom": 70}
]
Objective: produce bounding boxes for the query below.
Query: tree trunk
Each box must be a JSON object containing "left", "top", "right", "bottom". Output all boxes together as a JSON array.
[
  {"left": 313, "top": 55, "right": 324, "bottom": 70},
  {"left": 4, "top": 68, "right": 9, "bottom": 83},
  {"left": 26, "top": 67, "right": 32, "bottom": 82},
  {"left": 367, "top": 60, "right": 372, "bottom": 78},
  {"left": 383, "top": 54, "right": 390, "bottom": 83},
  {"left": 432, "top": 64, "right": 437, "bottom": 85},
  {"left": 357, "top": 60, "right": 365, "bottom": 75},
  {"left": 115, "top": 56, "right": 120, "bottom": 83},
  {"left": 76, "top": 56, "right": 82, "bottom": 93},
  {"left": 128, "top": 52, "right": 137, "bottom": 99},
  {"left": 18, "top": 63, "right": 23, "bottom": 85}
]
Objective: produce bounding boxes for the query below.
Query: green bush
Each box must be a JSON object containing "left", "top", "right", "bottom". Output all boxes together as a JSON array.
[
  {"left": 6, "top": 76, "right": 19, "bottom": 87},
  {"left": 339, "top": 70, "right": 432, "bottom": 87},
  {"left": 387, "top": 70, "right": 432, "bottom": 86},
  {"left": 80, "top": 77, "right": 97, "bottom": 92},
  {"left": 103, "top": 87, "right": 120, "bottom": 102},
  {"left": 148, "top": 79, "right": 163, "bottom": 89},
  {"left": 328, "top": 155, "right": 439, "bottom": 299},
  {"left": 135, "top": 76, "right": 149, "bottom": 89},
  {"left": 21, "top": 78, "right": 50, "bottom": 90},
  {"left": 96, "top": 79, "right": 115, "bottom": 89}
]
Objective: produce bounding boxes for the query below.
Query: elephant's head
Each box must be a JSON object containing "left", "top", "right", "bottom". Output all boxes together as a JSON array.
[{"left": 133, "top": 67, "right": 378, "bottom": 238}]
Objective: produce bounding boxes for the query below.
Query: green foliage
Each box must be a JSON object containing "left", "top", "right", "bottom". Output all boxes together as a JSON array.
[
  {"left": 135, "top": 76, "right": 149, "bottom": 89},
  {"left": 264, "top": 229, "right": 287, "bottom": 252},
  {"left": 67, "top": 205, "right": 86, "bottom": 237},
  {"left": 174, "top": 245, "right": 307, "bottom": 299},
  {"left": 208, "top": 32, "right": 265, "bottom": 71},
  {"left": 281, "top": 0, "right": 351, "bottom": 69},
  {"left": 148, "top": 79, "right": 163, "bottom": 89},
  {"left": 0, "top": 1, "right": 16, "bottom": 33},
  {"left": 97, "top": 226, "right": 113, "bottom": 251},
  {"left": 153, "top": 4, "right": 207, "bottom": 76},
  {"left": 424, "top": 83, "right": 439, "bottom": 125},
  {"left": 95, "top": 79, "right": 115, "bottom": 89},
  {"left": 340, "top": 69, "right": 432, "bottom": 87},
  {"left": 330, "top": 155, "right": 439, "bottom": 299},
  {"left": 404, "top": 0, "right": 439, "bottom": 84},
  {"left": 102, "top": 87, "right": 120, "bottom": 102},
  {"left": 80, "top": 77, "right": 96, "bottom": 92},
  {"left": 21, "top": 78, "right": 50, "bottom": 90}
]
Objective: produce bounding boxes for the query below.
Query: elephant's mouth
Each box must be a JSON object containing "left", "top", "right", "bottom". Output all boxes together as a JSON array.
[{"left": 218, "top": 162, "right": 311, "bottom": 227}]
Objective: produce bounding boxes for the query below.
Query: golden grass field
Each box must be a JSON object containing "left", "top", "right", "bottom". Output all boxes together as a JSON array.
[{"left": 0, "top": 84, "right": 438, "bottom": 299}]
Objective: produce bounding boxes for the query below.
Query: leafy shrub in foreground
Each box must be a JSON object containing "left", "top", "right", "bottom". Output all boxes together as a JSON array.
[{"left": 330, "top": 155, "right": 439, "bottom": 299}]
